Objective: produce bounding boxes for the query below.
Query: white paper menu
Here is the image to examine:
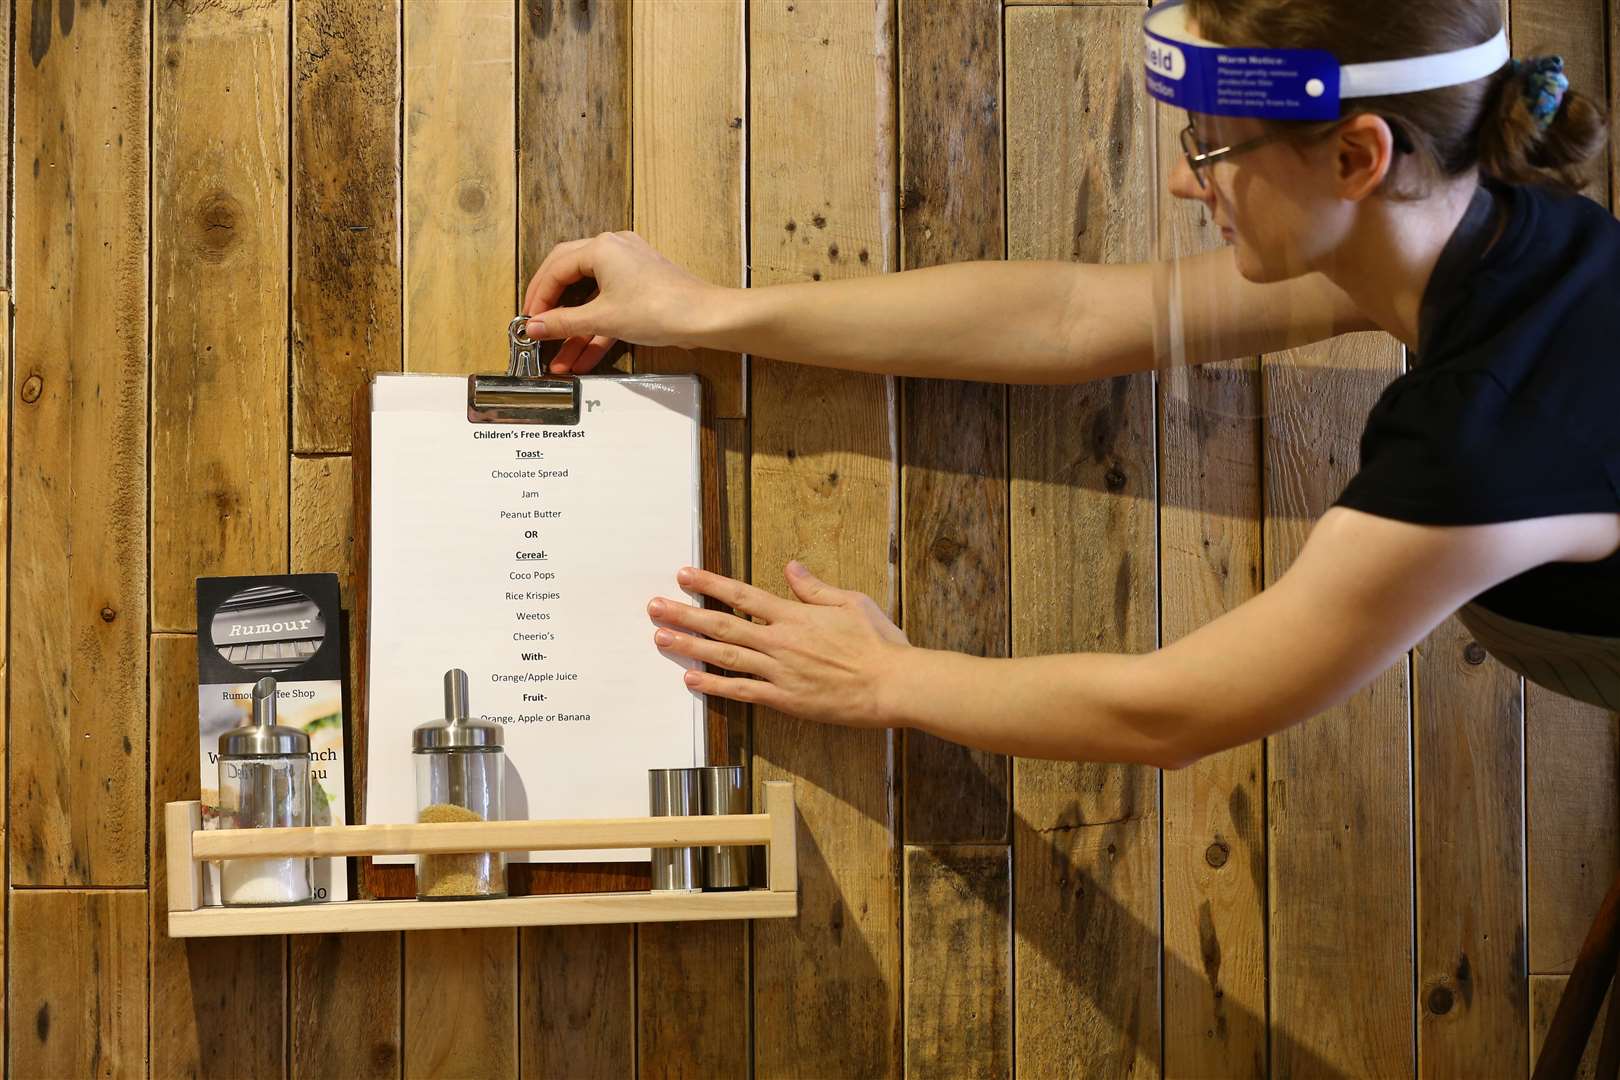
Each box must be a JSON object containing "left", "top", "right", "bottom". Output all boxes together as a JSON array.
[{"left": 365, "top": 373, "right": 705, "bottom": 863}]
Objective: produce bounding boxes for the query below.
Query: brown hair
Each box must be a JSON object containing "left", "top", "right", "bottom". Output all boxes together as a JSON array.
[{"left": 1185, "top": 0, "right": 1610, "bottom": 195}]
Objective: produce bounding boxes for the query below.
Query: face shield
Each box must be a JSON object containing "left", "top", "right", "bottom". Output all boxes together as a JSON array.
[{"left": 1143, "top": 1, "right": 1509, "bottom": 419}]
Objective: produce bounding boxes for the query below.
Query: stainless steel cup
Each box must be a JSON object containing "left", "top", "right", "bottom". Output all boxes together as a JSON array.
[
  {"left": 699, "top": 765, "right": 749, "bottom": 890},
  {"left": 648, "top": 767, "right": 703, "bottom": 891}
]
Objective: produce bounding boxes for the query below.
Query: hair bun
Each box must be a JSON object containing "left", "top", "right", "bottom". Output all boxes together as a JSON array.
[{"left": 1479, "top": 56, "right": 1608, "bottom": 191}]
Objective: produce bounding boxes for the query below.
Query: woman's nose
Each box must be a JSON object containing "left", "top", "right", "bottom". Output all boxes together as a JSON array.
[{"left": 1167, "top": 154, "right": 1211, "bottom": 204}]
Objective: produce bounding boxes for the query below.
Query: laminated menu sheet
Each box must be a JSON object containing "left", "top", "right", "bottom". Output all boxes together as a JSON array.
[{"left": 365, "top": 373, "right": 706, "bottom": 862}]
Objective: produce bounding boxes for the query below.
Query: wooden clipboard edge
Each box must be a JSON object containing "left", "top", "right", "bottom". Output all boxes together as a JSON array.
[
  {"left": 695, "top": 376, "right": 750, "bottom": 771},
  {"left": 352, "top": 371, "right": 743, "bottom": 899}
]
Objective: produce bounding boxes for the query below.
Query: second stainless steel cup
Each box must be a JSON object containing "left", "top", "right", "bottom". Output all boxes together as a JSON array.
[{"left": 699, "top": 765, "right": 749, "bottom": 890}]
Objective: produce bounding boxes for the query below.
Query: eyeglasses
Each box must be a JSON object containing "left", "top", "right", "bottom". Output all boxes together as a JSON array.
[
  {"left": 1178, "top": 121, "right": 1293, "bottom": 189},
  {"left": 1179, "top": 117, "right": 1410, "bottom": 190}
]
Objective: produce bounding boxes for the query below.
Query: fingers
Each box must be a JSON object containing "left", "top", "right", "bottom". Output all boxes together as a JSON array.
[
  {"left": 784, "top": 560, "right": 844, "bottom": 605},
  {"left": 523, "top": 238, "right": 593, "bottom": 324},
  {"left": 673, "top": 567, "right": 793, "bottom": 621},
  {"left": 551, "top": 335, "right": 592, "bottom": 374},
  {"left": 653, "top": 628, "right": 776, "bottom": 678},
  {"left": 529, "top": 298, "right": 604, "bottom": 343},
  {"left": 570, "top": 336, "right": 619, "bottom": 374},
  {"left": 678, "top": 668, "right": 787, "bottom": 710},
  {"left": 647, "top": 597, "right": 767, "bottom": 647}
]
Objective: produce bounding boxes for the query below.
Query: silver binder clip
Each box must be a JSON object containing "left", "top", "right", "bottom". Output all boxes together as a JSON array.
[{"left": 466, "top": 316, "right": 583, "bottom": 425}]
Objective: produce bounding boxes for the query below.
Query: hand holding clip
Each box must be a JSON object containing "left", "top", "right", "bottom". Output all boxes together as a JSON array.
[{"left": 522, "top": 231, "right": 719, "bottom": 375}]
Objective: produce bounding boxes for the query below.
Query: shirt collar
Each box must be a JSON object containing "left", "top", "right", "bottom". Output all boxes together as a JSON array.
[{"left": 1416, "top": 181, "right": 1502, "bottom": 362}]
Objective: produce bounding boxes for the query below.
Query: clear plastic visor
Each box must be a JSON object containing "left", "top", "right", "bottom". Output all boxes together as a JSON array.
[
  {"left": 1144, "top": 2, "right": 1508, "bottom": 421},
  {"left": 1149, "top": 105, "right": 1348, "bottom": 422}
]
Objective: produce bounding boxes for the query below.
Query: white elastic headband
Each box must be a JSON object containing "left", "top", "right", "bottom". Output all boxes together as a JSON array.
[{"left": 1341, "top": 28, "right": 1509, "bottom": 98}]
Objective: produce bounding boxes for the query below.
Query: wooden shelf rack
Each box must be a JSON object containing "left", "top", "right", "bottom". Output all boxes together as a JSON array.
[{"left": 165, "top": 781, "right": 798, "bottom": 938}]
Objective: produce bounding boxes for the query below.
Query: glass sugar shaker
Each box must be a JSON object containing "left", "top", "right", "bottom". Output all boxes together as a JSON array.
[
  {"left": 413, "top": 669, "right": 507, "bottom": 900},
  {"left": 218, "top": 677, "right": 314, "bottom": 906}
]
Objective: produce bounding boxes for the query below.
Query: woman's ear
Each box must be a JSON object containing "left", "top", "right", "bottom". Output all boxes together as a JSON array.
[{"left": 1333, "top": 113, "right": 1398, "bottom": 200}]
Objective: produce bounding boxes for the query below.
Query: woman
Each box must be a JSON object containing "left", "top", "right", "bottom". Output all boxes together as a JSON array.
[{"left": 521, "top": 0, "right": 1616, "bottom": 769}]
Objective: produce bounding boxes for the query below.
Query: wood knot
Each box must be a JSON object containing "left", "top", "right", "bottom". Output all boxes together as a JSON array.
[
  {"left": 1427, "top": 985, "right": 1454, "bottom": 1015},
  {"left": 1204, "top": 841, "right": 1229, "bottom": 868},
  {"left": 193, "top": 190, "right": 244, "bottom": 262},
  {"left": 455, "top": 179, "right": 489, "bottom": 216},
  {"left": 100, "top": 607, "right": 117, "bottom": 623},
  {"left": 1104, "top": 466, "right": 1127, "bottom": 492},
  {"left": 1463, "top": 642, "right": 1487, "bottom": 666},
  {"left": 928, "top": 535, "right": 964, "bottom": 567},
  {"left": 20, "top": 374, "right": 43, "bottom": 403}
]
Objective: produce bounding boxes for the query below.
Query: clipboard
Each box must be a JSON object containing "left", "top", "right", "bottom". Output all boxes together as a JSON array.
[{"left": 360, "top": 317, "right": 710, "bottom": 881}]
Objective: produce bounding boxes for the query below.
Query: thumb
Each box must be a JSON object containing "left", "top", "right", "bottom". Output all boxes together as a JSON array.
[
  {"left": 529, "top": 299, "right": 605, "bottom": 341},
  {"left": 786, "top": 560, "right": 841, "bottom": 605}
]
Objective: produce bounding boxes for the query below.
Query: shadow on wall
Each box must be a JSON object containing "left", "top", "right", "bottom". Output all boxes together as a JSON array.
[
  {"left": 739, "top": 341, "right": 1401, "bottom": 1071},
  {"left": 755, "top": 815, "right": 900, "bottom": 1068},
  {"left": 1005, "top": 806, "right": 1352, "bottom": 1077},
  {"left": 756, "top": 742, "right": 1357, "bottom": 1079}
]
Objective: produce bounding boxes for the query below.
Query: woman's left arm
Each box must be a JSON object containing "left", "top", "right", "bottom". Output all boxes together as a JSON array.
[{"left": 650, "top": 508, "right": 1618, "bottom": 769}]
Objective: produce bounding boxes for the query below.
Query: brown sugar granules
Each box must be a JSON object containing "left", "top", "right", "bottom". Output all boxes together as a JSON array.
[{"left": 417, "top": 803, "right": 504, "bottom": 899}]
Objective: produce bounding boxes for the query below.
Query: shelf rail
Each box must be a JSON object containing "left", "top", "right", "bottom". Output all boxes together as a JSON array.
[{"left": 164, "top": 780, "right": 798, "bottom": 938}]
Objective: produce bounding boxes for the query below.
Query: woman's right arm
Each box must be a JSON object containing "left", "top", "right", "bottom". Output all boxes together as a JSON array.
[{"left": 522, "top": 231, "right": 1372, "bottom": 382}]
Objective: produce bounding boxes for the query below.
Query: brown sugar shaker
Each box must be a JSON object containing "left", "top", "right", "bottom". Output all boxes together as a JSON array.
[{"left": 413, "top": 669, "right": 507, "bottom": 900}]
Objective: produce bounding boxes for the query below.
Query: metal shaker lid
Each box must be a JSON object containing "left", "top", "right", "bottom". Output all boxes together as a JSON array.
[
  {"left": 219, "top": 677, "right": 311, "bottom": 757},
  {"left": 412, "top": 669, "right": 504, "bottom": 751}
]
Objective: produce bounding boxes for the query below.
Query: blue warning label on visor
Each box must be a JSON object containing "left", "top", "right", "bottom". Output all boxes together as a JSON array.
[{"left": 1144, "top": 29, "right": 1342, "bottom": 121}]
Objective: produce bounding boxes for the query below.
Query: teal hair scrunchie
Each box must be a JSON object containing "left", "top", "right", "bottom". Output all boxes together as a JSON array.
[{"left": 1511, "top": 55, "right": 1569, "bottom": 130}]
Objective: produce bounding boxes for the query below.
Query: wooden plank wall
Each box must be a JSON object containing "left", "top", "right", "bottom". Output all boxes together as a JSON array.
[{"left": 5, "top": 0, "right": 1619, "bottom": 1077}]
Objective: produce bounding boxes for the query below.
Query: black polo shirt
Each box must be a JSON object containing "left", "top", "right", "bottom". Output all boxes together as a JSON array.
[{"left": 1333, "top": 180, "right": 1620, "bottom": 635}]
